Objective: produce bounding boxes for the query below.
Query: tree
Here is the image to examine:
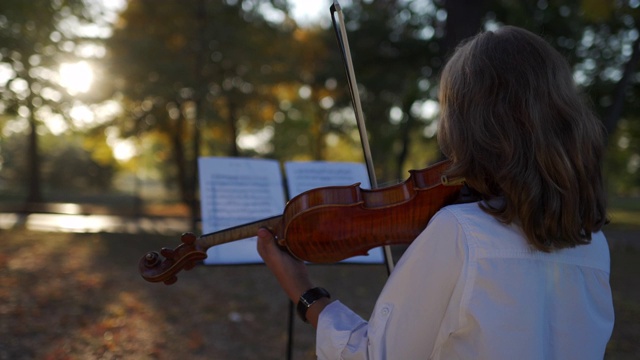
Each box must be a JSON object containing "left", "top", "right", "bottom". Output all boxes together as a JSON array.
[
  {"left": 0, "top": 0, "right": 104, "bottom": 202},
  {"left": 102, "top": 0, "right": 640, "bottom": 204},
  {"left": 104, "top": 0, "right": 302, "bottom": 219}
]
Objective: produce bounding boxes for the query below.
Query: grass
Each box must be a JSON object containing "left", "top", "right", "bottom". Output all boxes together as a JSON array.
[{"left": 607, "top": 195, "right": 640, "bottom": 230}]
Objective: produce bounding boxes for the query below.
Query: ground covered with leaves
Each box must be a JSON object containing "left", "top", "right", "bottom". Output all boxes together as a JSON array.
[
  {"left": 0, "top": 228, "right": 638, "bottom": 359},
  {"left": 0, "top": 229, "right": 386, "bottom": 359}
]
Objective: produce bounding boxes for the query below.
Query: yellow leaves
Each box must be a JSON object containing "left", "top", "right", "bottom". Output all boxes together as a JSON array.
[
  {"left": 581, "top": 0, "right": 615, "bottom": 22},
  {"left": 293, "top": 28, "right": 310, "bottom": 42},
  {"left": 83, "top": 136, "right": 116, "bottom": 167},
  {"left": 259, "top": 102, "right": 278, "bottom": 122},
  {"left": 273, "top": 83, "right": 300, "bottom": 101},
  {"left": 166, "top": 34, "right": 188, "bottom": 52}
]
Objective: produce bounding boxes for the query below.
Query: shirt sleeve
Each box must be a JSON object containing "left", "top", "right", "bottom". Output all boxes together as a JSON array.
[
  {"left": 316, "top": 301, "right": 369, "bottom": 360},
  {"left": 315, "top": 207, "right": 468, "bottom": 360}
]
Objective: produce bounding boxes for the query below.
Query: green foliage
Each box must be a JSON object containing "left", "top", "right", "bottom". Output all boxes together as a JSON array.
[
  {"left": 0, "top": 131, "right": 116, "bottom": 196},
  {"left": 0, "top": 129, "right": 28, "bottom": 188},
  {"left": 606, "top": 118, "right": 640, "bottom": 194},
  {"left": 0, "top": 0, "right": 106, "bottom": 201},
  {"left": 335, "top": 1, "right": 444, "bottom": 181},
  {"left": 45, "top": 140, "right": 115, "bottom": 191}
]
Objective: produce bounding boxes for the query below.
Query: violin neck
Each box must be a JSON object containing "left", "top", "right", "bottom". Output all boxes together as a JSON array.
[{"left": 196, "top": 215, "right": 282, "bottom": 250}]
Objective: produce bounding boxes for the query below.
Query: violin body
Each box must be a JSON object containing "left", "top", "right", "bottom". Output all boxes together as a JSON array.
[
  {"left": 139, "top": 160, "right": 463, "bottom": 284},
  {"left": 280, "top": 160, "right": 461, "bottom": 262}
]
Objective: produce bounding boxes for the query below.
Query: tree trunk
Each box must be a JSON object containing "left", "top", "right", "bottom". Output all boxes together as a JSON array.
[
  {"left": 227, "top": 99, "right": 240, "bottom": 157},
  {"left": 170, "top": 117, "right": 190, "bottom": 205},
  {"left": 26, "top": 112, "right": 42, "bottom": 203},
  {"left": 433, "top": 0, "right": 486, "bottom": 163},
  {"left": 312, "top": 108, "right": 326, "bottom": 161},
  {"left": 189, "top": 0, "right": 207, "bottom": 227},
  {"left": 443, "top": 0, "right": 486, "bottom": 51},
  {"left": 395, "top": 83, "right": 418, "bottom": 181}
]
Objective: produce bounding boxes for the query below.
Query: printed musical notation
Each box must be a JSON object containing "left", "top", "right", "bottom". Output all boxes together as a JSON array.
[{"left": 198, "top": 157, "right": 383, "bottom": 265}]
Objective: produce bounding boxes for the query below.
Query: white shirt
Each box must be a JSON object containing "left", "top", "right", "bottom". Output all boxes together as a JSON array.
[{"left": 316, "top": 202, "right": 614, "bottom": 360}]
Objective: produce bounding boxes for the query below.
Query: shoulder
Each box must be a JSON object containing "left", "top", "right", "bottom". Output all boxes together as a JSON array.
[
  {"left": 425, "top": 201, "right": 531, "bottom": 253},
  {"left": 403, "top": 202, "right": 485, "bottom": 260},
  {"left": 432, "top": 201, "right": 486, "bottom": 223},
  {"left": 425, "top": 201, "right": 496, "bottom": 237},
  {"left": 432, "top": 202, "right": 610, "bottom": 270}
]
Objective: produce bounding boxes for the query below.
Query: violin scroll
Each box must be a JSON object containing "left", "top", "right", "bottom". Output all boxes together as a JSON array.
[{"left": 138, "top": 232, "right": 208, "bottom": 285}]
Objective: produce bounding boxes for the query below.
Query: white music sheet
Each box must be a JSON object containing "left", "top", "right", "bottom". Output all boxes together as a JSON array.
[
  {"left": 198, "top": 157, "right": 384, "bottom": 265},
  {"left": 199, "top": 157, "right": 285, "bottom": 264},
  {"left": 284, "top": 161, "right": 369, "bottom": 197}
]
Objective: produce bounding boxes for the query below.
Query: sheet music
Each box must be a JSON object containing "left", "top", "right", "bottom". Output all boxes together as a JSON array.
[
  {"left": 284, "top": 161, "right": 370, "bottom": 197},
  {"left": 198, "top": 157, "right": 385, "bottom": 265},
  {"left": 198, "top": 157, "right": 285, "bottom": 264}
]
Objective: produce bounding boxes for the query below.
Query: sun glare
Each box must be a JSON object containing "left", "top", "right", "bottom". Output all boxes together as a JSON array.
[{"left": 59, "top": 61, "right": 94, "bottom": 94}]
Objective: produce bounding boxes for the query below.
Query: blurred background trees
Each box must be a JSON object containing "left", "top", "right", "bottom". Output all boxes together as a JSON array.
[
  {"left": 0, "top": 0, "right": 112, "bottom": 202},
  {"left": 1, "top": 0, "right": 639, "bottom": 215}
]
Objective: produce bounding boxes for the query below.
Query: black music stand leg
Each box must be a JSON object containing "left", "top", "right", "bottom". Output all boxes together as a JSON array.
[{"left": 287, "top": 300, "right": 294, "bottom": 360}]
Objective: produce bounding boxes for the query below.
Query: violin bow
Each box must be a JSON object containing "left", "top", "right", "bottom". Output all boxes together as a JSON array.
[{"left": 330, "top": 1, "right": 395, "bottom": 274}]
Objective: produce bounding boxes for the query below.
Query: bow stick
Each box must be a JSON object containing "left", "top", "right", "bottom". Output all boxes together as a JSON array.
[{"left": 330, "top": 1, "right": 395, "bottom": 274}]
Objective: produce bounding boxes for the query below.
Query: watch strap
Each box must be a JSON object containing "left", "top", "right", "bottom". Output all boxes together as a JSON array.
[{"left": 296, "top": 287, "right": 330, "bottom": 323}]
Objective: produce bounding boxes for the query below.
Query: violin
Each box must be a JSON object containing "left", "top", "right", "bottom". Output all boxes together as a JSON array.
[{"left": 138, "top": 160, "right": 464, "bottom": 284}]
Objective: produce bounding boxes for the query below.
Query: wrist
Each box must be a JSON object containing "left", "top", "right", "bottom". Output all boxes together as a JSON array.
[
  {"left": 296, "top": 287, "right": 331, "bottom": 323},
  {"left": 305, "top": 297, "right": 332, "bottom": 328}
]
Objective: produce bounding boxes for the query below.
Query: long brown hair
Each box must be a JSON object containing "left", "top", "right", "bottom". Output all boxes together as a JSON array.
[{"left": 437, "top": 26, "right": 607, "bottom": 251}]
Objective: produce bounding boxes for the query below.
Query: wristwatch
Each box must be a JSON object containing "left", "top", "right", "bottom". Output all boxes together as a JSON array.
[{"left": 297, "top": 287, "right": 331, "bottom": 323}]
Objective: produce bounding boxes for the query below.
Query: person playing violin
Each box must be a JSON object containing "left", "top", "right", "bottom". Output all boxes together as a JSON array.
[{"left": 257, "top": 25, "right": 614, "bottom": 359}]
